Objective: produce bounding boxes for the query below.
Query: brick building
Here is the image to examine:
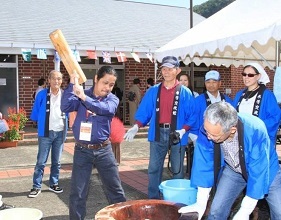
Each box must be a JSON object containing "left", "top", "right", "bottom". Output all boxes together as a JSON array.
[{"left": 0, "top": 0, "right": 276, "bottom": 125}]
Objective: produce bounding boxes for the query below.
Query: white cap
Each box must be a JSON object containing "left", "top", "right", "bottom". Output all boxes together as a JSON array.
[{"left": 205, "top": 70, "right": 220, "bottom": 81}]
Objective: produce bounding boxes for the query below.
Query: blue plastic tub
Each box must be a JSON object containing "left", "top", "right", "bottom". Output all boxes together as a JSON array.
[{"left": 159, "top": 179, "right": 197, "bottom": 205}]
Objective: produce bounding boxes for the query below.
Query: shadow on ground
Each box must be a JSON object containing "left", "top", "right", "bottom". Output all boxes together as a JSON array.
[{"left": 0, "top": 170, "right": 148, "bottom": 220}]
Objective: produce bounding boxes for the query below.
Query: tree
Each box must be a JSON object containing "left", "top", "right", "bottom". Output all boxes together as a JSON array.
[{"left": 194, "top": 0, "right": 235, "bottom": 18}]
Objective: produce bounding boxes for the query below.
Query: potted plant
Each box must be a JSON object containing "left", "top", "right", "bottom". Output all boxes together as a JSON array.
[
  {"left": 0, "top": 107, "right": 28, "bottom": 147},
  {"left": 12, "top": 107, "right": 28, "bottom": 131},
  {"left": 17, "top": 107, "right": 28, "bottom": 139}
]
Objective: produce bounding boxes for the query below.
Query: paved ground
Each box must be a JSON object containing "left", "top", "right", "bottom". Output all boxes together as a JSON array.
[
  {"left": 0, "top": 128, "right": 280, "bottom": 220},
  {"left": 0, "top": 135, "right": 173, "bottom": 220}
]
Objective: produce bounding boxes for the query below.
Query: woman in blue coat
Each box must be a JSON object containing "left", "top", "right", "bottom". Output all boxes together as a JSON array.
[{"left": 233, "top": 63, "right": 281, "bottom": 145}]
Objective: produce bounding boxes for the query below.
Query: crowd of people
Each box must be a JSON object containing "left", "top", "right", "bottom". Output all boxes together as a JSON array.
[
  {"left": 1, "top": 55, "right": 280, "bottom": 220},
  {"left": 125, "top": 56, "right": 281, "bottom": 220}
]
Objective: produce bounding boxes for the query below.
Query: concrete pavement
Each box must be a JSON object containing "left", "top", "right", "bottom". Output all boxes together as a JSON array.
[
  {"left": 0, "top": 132, "right": 158, "bottom": 219},
  {"left": 1, "top": 127, "right": 280, "bottom": 219}
]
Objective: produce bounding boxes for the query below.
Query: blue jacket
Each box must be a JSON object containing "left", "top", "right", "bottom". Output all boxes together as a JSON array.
[
  {"left": 135, "top": 83, "right": 198, "bottom": 146},
  {"left": 191, "top": 113, "right": 280, "bottom": 199},
  {"left": 30, "top": 88, "right": 68, "bottom": 138},
  {"left": 233, "top": 88, "right": 281, "bottom": 144},
  {"left": 195, "top": 93, "right": 233, "bottom": 130}
]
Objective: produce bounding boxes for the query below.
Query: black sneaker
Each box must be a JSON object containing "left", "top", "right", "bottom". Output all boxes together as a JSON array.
[
  {"left": 49, "top": 185, "right": 63, "bottom": 193},
  {"left": 28, "top": 188, "right": 41, "bottom": 198},
  {"left": 0, "top": 203, "right": 15, "bottom": 210}
]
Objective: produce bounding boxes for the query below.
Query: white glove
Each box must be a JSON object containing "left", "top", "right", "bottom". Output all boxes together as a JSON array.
[
  {"left": 175, "top": 129, "right": 186, "bottom": 139},
  {"left": 178, "top": 187, "right": 211, "bottom": 219},
  {"left": 233, "top": 196, "right": 258, "bottom": 220},
  {"left": 188, "top": 133, "right": 198, "bottom": 142},
  {"left": 124, "top": 124, "right": 139, "bottom": 141}
]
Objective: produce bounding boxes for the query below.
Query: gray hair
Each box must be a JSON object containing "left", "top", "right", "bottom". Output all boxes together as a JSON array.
[
  {"left": 204, "top": 101, "right": 238, "bottom": 132},
  {"left": 48, "top": 70, "right": 62, "bottom": 79}
]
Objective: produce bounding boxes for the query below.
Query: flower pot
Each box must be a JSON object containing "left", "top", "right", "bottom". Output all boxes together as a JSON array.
[
  {"left": 19, "top": 130, "right": 25, "bottom": 140},
  {"left": 0, "top": 140, "right": 18, "bottom": 148}
]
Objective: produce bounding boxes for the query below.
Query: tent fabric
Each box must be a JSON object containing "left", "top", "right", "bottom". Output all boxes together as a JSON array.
[{"left": 155, "top": 0, "right": 281, "bottom": 68}]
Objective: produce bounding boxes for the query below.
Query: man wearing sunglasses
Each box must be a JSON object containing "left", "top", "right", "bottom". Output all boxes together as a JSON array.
[{"left": 179, "top": 102, "right": 281, "bottom": 220}]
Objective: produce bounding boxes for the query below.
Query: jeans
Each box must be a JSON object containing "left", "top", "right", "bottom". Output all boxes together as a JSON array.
[
  {"left": 148, "top": 128, "right": 186, "bottom": 199},
  {"left": 69, "top": 144, "right": 126, "bottom": 220},
  {"left": 208, "top": 165, "right": 281, "bottom": 220},
  {"left": 32, "top": 130, "right": 64, "bottom": 189}
]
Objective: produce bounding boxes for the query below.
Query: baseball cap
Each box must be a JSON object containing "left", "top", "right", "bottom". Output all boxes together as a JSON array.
[
  {"left": 160, "top": 56, "right": 180, "bottom": 68},
  {"left": 205, "top": 70, "right": 220, "bottom": 81}
]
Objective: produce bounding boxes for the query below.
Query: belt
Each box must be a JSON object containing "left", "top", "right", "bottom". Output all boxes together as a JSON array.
[
  {"left": 159, "top": 123, "right": 171, "bottom": 128},
  {"left": 75, "top": 139, "right": 110, "bottom": 150}
]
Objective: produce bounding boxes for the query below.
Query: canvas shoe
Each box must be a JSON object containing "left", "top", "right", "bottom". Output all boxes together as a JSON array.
[
  {"left": 49, "top": 185, "right": 63, "bottom": 194},
  {"left": 0, "top": 203, "right": 14, "bottom": 210},
  {"left": 28, "top": 188, "right": 41, "bottom": 198}
]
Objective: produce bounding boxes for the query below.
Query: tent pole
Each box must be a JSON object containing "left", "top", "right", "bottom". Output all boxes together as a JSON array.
[
  {"left": 275, "top": 41, "right": 280, "bottom": 67},
  {"left": 189, "top": 0, "right": 195, "bottom": 88},
  {"left": 251, "top": 45, "right": 274, "bottom": 70},
  {"left": 154, "top": 61, "right": 157, "bottom": 83}
]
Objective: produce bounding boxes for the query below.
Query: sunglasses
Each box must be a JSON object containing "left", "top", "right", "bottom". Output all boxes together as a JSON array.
[{"left": 241, "top": 73, "right": 259, "bottom": 77}]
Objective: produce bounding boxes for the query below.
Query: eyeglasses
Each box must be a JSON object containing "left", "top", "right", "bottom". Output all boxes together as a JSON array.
[
  {"left": 241, "top": 73, "right": 259, "bottom": 77},
  {"left": 200, "top": 126, "right": 226, "bottom": 143}
]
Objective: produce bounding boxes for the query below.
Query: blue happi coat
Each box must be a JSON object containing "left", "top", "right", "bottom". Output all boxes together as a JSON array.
[
  {"left": 191, "top": 113, "right": 280, "bottom": 199},
  {"left": 233, "top": 88, "right": 281, "bottom": 144},
  {"left": 135, "top": 83, "right": 198, "bottom": 146}
]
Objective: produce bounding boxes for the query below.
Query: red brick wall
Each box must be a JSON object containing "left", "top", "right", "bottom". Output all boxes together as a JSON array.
[
  {"left": 123, "top": 58, "right": 155, "bottom": 124},
  {"left": 19, "top": 56, "right": 156, "bottom": 126}
]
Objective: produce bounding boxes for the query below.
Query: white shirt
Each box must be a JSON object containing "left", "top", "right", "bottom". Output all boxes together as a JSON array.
[
  {"left": 238, "top": 94, "right": 257, "bottom": 114},
  {"left": 206, "top": 91, "right": 222, "bottom": 103},
  {"left": 49, "top": 90, "right": 64, "bottom": 131}
]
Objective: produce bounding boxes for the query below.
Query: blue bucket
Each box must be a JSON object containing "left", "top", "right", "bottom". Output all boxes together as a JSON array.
[{"left": 159, "top": 179, "right": 197, "bottom": 205}]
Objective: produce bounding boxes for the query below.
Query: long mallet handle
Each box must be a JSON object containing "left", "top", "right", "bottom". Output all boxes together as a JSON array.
[{"left": 49, "top": 29, "right": 87, "bottom": 84}]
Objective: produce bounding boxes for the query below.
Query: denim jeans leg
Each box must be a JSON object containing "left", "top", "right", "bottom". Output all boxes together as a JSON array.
[
  {"left": 266, "top": 167, "right": 281, "bottom": 219},
  {"left": 49, "top": 130, "right": 64, "bottom": 186},
  {"left": 208, "top": 165, "right": 246, "bottom": 220},
  {"left": 148, "top": 128, "right": 170, "bottom": 199},
  {"left": 95, "top": 144, "right": 126, "bottom": 204},
  {"left": 69, "top": 146, "right": 94, "bottom": 220},
  {"left": 32, "top": 136, "right": 52, "bottom": 189},
  {"left": 170, "top": 145, "right": 186, "bottom": 179}
]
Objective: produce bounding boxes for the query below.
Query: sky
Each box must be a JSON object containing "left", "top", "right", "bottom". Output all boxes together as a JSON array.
[{"left": 128, "top": 0, "right": 208, "bottom": 7}]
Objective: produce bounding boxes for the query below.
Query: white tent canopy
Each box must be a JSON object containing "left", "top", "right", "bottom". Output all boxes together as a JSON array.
[{"left": 155, "top": 0, "right": 281, "bottom": 69}]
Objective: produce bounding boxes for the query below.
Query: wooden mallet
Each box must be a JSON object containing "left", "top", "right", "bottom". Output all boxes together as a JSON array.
[{"left": 49, "top": 29, "right": 87, "bottom": 84}]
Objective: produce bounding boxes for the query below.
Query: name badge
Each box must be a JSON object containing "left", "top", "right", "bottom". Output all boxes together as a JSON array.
[{"left": 79, "top": 122, "right": 92, "bottom": 141}]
